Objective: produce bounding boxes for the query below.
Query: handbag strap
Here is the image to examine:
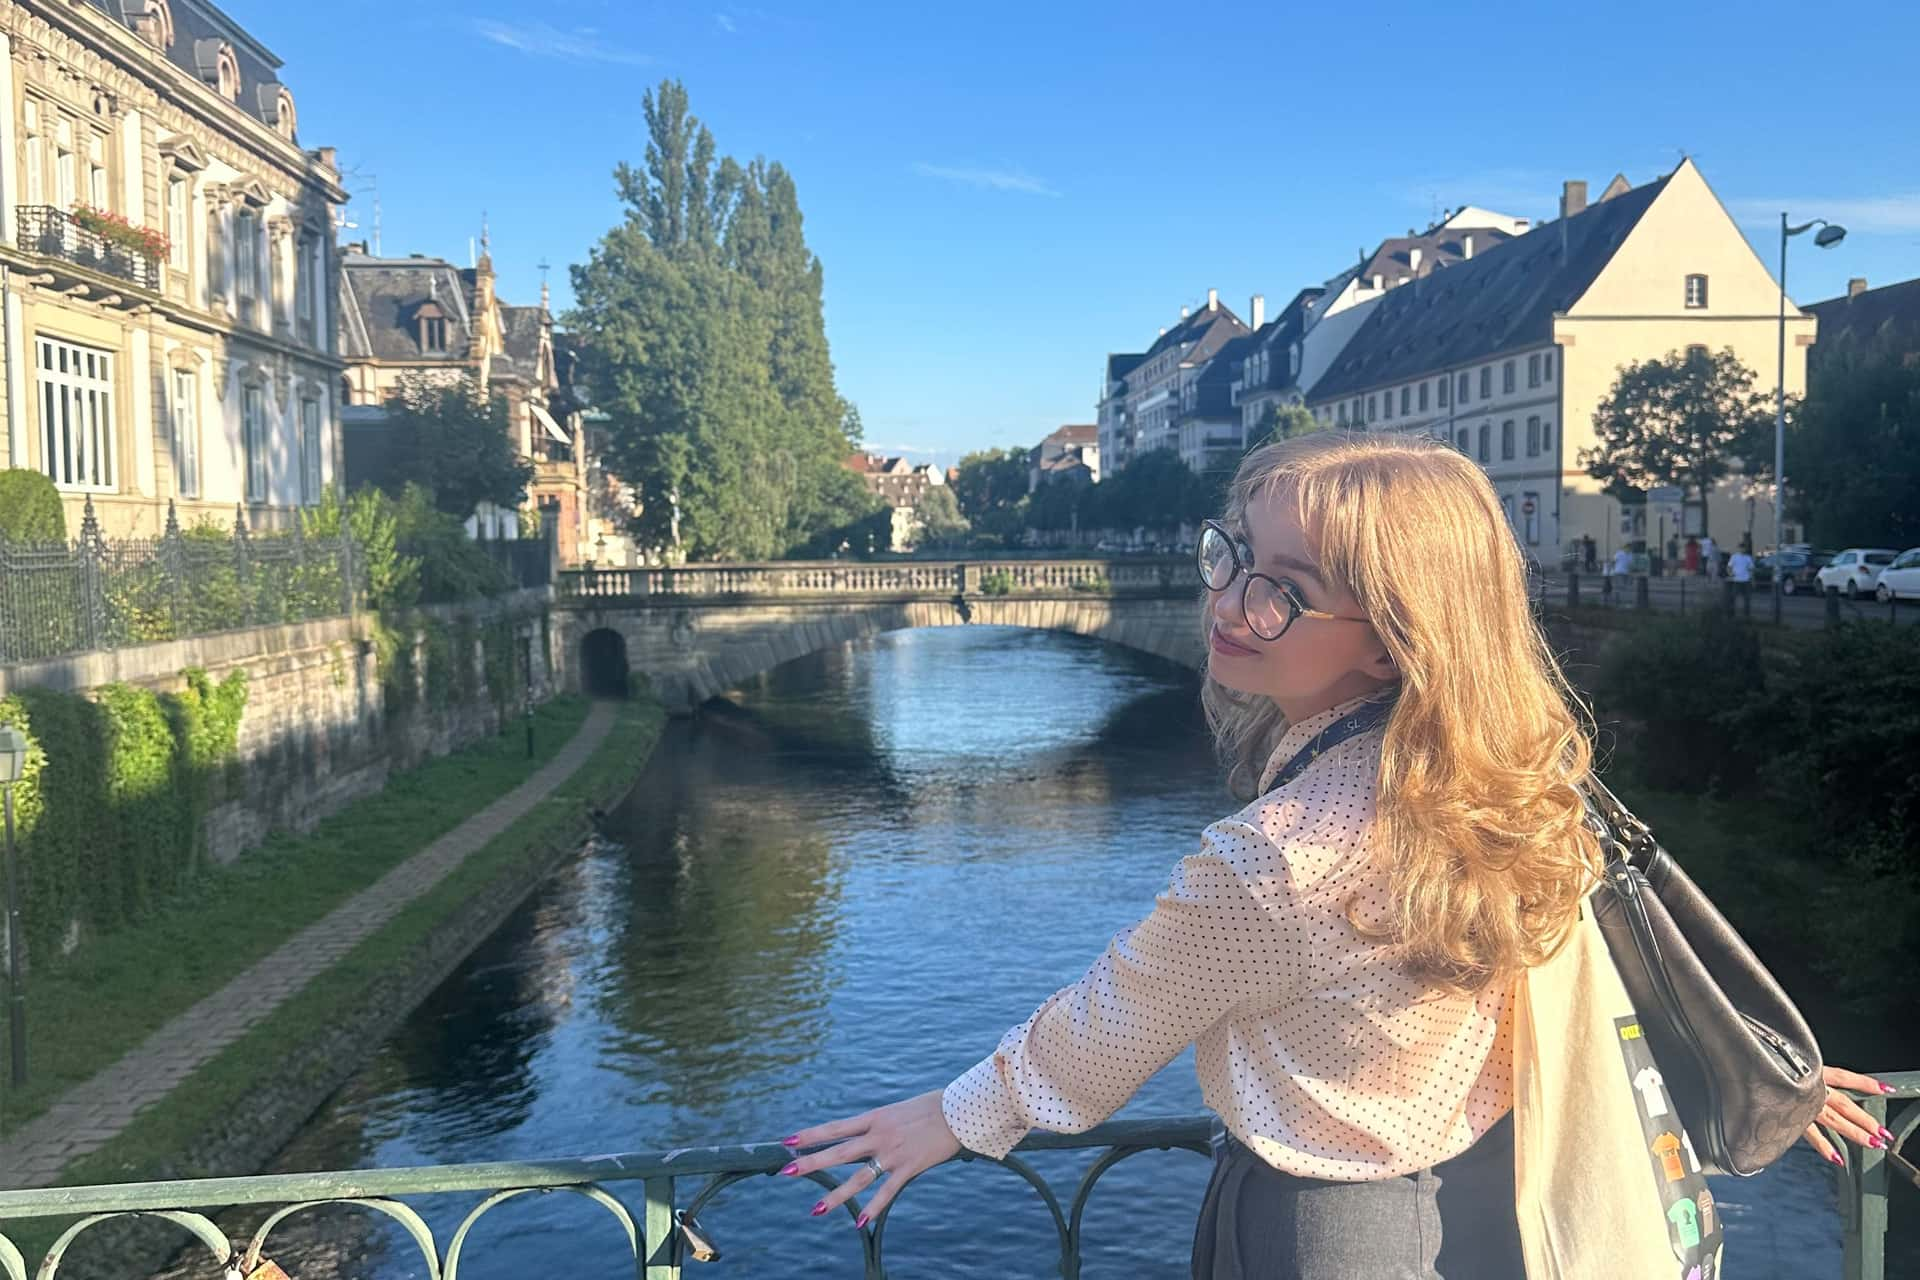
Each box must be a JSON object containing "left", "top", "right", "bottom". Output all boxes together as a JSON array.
[{"left": 1262, "top": 698, "right": 1393, "bottom": 797}]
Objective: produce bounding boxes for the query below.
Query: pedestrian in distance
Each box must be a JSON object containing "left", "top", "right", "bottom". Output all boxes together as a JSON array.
[
  {"left": 1610, "top": 547, "right": 1633, "bottom": 578},
  {"left": 777, "top": 434, "right": 1889, "bottom": 1278},
  {"left": 1683, "top": 535, "right": 1700, "bottom": 575},
  {"left": 1581, "top": 534, "right": 1597, "bottom": 573},
  {"left": 1699, "top": 533, "right": 1718, "bottom": 578}
]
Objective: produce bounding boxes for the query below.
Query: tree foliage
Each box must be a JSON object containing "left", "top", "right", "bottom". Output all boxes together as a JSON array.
[
  {"left": 1246, "top": 403, "right": 1321, "bottom": 451},
  {"left": 376, "top": 374, "right": 534, "bottom": 520},
  {"left": 951, "top": 448, "right": 1031, "bottom": 542},
  {"left": 567, "top": 80, "right": 871, "bottom": 560},
  {"left": 1079, "top": 447, "right": 1217, "bottom": 535},
  {"left": 1780, "top": 347, "right": 1920, "bottom": 547},
  {"left": 914, "top": 483, "right": 970, "bottom": 549},
  {"left": 0, "top": 468, "right": 66, "bottom": 541},
  {"left": 1582, "top": 348, "right": 1770, "bottom": 536}
]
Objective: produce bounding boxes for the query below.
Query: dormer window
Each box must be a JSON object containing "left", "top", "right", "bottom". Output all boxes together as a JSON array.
[
  {"left": 274, "top": 88, "right": 296, "bottom": 140},
  {"left": 416, "top": 301, "right": 448, "bottom": 352},
  {"left": 216, "top": 46, "right": 239, "bottom": 101},
  {"left": 129, "top": 0, "right": 175, "bottom": 50}
]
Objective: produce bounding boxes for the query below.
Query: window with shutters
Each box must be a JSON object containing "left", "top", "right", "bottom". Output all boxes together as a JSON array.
[
  {"left": 171, "top": 367, "right": 199, "bottom": 497},
  {"left": 243, "top": 384, "right": 268, "bottom": 502}
]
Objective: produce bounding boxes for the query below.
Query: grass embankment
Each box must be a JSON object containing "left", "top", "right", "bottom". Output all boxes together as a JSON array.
[
  {"left": 0, "top": 696, "right": 650, "bottom": 1143},
  {"left": 0, "top": 695, "right": 664, "bottom": 1263}
]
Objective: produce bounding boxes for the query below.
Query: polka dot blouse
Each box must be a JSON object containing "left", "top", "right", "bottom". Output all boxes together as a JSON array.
[{"left": 941, "top": 694, "right": 1515, "bottom": 1181}]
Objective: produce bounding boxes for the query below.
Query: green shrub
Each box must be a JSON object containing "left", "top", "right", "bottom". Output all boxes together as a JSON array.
[
  {"left": 0, "top": 671, "right": 246, "bottom": 961},
  {"left": 0, "top": 469, "right": 66, "bottom": 541},
  {"left": 979, "top": 569, "right": 1013, "bottom": 596},
  {"left": 1591, "top": 610, "right": 1763, "bottom": 791}
]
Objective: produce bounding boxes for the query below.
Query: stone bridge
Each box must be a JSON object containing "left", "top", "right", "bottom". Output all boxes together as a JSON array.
[{"left": 551, "top": 559, "right": 1204, "bottom": 710}]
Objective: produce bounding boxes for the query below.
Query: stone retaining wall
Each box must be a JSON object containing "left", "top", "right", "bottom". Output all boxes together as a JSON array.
[{"left": 0, "top": 588, "right": 562, "bottom": 866}]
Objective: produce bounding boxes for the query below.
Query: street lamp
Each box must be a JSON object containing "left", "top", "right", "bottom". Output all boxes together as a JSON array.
[
  {"left": 1774, "top": 214, "right": 1845, "bottom": 621},
  {"left": 1, "top": 723, "right": 29, "bottom": 1087}
]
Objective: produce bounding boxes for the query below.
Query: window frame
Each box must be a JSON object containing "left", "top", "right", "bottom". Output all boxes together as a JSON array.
[
  {"left": 1503, "top": 360, "right": 1516, "bottom": 394},
  {"left": 35, "top": 335, "right": 117, "bottom": 492},
  {"left": 170, "top": 365, "right": 199, "bottom": 497},
  {"left": 1526, "top": 415, "right": 1541, "bottom": 457},
  {"left": 1685, "top": 274, "right": 1709, "bottom": 308},
  {"left": 166, "top": 176, "right": 190, "bottom": 273},
  {"left": 1479, "top": 366, "right": 1492, "bottom": 399},
  {"left": 1501, "top": 419, "right": 1516, "bottom": 460},
  {"left": 242, "top": 383, "right": 268, "bottom": 503},
  {"left": 299, "top": 397, "right": 322, "bottom": 504},
  {"left": 234, "top": 208, "right": 259, "bottom": 324},
  {"left": 1438, "top": 377, "right": 1450, "bottom": 408},
  {"left": 1527, "top": 354, "right": 1541, "bottom": 388},
  {"left": 1477, "top": 423, "right": 1490, "bottom": 462}
]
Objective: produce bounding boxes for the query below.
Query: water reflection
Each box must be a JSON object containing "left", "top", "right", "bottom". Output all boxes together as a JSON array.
[{"left": 175, "top": 626, "right": 1848, "bottom": 1279}]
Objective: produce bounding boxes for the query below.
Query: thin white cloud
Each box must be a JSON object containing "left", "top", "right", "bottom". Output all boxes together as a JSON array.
[
  {"left": 472, "top": 19, "right": 654, "bottom": 66},
  {"left": 715, "top": 12, "right": 737, "bottom": 32},
  {"left": 1728, "top": 194, "right": 1920, "bottom": 236},
  {"left": 913, "top": 163, "right": 1061, "bottom": 198},
  {"left": 861, "top": 441, "right": 946, "bottom": 457}
]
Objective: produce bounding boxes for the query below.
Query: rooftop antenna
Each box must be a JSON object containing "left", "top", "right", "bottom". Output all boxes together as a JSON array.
[{"left": 537, "top": 258, "right": 552, "bottom": 309}]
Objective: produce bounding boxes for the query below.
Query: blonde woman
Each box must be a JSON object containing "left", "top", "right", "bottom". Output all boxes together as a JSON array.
[{"left": 780, "top": 433, "right": 1894, "bottom": 1277}]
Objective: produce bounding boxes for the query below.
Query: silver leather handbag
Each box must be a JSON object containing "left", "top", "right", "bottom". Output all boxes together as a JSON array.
[{"left": 1581, "top": 775, "right": 1827, "bottom": 1176}]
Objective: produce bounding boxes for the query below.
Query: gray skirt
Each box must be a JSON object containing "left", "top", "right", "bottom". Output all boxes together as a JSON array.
[{"left": 1189, "top": 1109, "right": 1526, "bottom": 1280}]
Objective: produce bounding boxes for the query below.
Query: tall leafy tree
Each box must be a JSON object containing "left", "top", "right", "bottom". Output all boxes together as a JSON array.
[
  {"left": 378, "top": 374, "right": 533, "bottom": 519},
  {"left": 568, "top": 80, "right": 865, "bottom": 560},
  {"left": 1246, "top": 403, "right": 1322, "bottom": 451},
  {"left": 951, "top": 447, "right": 1031, "bottom": 541},
  {"left": 1778, "top": 347, "right": 1920, "bottom": 547},
  {"left": 1582, "top": 348, "right": 1770, "bottom": 536}
]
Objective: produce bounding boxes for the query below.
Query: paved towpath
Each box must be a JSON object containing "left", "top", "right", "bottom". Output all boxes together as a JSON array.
[{"left": 0, "top": 701, "right": 617, "bottom": 1191}]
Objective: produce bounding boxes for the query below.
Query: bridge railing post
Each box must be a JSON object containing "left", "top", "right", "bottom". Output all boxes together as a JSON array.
[{"left": 958, "top": 563, "right": 976, "bottom": 596}]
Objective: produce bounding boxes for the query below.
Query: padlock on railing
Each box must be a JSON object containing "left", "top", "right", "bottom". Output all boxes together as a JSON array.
[
  {"left": 676, "top": 1208, "right": 722, "bottom": 1262},
  {"left": 224, "top": 1254, "right": 292, "bottom": 1279}
]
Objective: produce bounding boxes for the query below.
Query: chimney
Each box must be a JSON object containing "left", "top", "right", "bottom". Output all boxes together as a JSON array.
[
  {"left": 1848, "top": 277, "right": 1869, "bottom": 298},
  {"left": 1560, "top": 180, "right": 1588, "bottom": 219},
  {"left": 1250, "top": 294, "right": 1265, "bottom": 328},
  {"left": 1179, "top": 306, "right": 1189, "bottom": 320},
  {"left": 1409, "top": 247, "right": 1423, "bottom": 273},
  {"left": 1207, "top": 287, "right": 1219, "bottom": 311},
  {"left": 1462, "top": 234, "right": 1474, "bottom": 259},
  {"left": 1371, "top": 274, "right": 1383, "bottom": 291}
]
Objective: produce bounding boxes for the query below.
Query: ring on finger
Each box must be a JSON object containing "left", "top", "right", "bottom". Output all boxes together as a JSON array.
[{"left": 864, "top": 1157, "right": 886, "bottom": 1178}]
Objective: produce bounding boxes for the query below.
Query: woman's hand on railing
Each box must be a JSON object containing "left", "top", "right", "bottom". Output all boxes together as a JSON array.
[
  {"left": 779, "top": 1089, "right": 962, "bottom": 1229},
  {"left": 1801, "top": 1064, "right": 1898, "bottom": 1165}
]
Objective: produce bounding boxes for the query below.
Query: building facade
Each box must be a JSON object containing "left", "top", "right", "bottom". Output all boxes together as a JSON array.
[
  {"left": 0, "top": 0, "right": 345, "bottom": 537},
  {"left": 844, "top": 451, "right": 947, "bottom": 552},
  {"left": 1304, "top": 162, "right": 1814, "bottom": 560},
  {"left": 1027, "top": 422, "right": 1098, "bottom": 491},
  {"left": 337, "top": 244, "right": 587, "bottom": 560},
  {"left": 1103, "top": 289, "right": 1248, "bottom": 476}
]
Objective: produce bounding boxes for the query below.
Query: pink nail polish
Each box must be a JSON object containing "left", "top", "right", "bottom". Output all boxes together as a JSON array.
[
  {"left": 780, "top": 1163, "right": 799, "bottom": 1176},
  {"left": 1869, "top": 1136, "right": 1885, "bottom": 1149},
  {"left": 855, "top": 1212, "right": 868, "bottom": 1229},
  {"left": 1880, "top": 1128, "right": 1896, "bottom": 1144},
  {"left": 1881, "top": 1083, "right": 1898, "bottom": 1094},
  {"left": 811, "top": 1202, "right": 828, "bottom": 1217},
  {"left": 1829, "top": 1151, "right": 1844, "bottom": 1166},
  {"left": 782, "top": 1135, "right": 802, "bottom": 1146}
]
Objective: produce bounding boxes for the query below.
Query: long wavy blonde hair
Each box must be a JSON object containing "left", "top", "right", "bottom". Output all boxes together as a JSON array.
[{"left": 1200, "top": 431, "right": 1602, "bottom": 995}]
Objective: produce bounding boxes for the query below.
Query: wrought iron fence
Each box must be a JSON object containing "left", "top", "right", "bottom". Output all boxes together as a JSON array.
[
  {"left": 0, "top": 497, "right": 355, "bottom": 666},
  {"left": 0, "top": 1083, "right": 1910, "bottom": 1279},
  {"left": 15, "top": 207, "right": 163, "bottom": 292}
]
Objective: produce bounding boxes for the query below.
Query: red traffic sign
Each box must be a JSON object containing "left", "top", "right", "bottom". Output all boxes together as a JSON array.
[{"left": 1521, "top": 498, "right": 1536, "bottom": 515}]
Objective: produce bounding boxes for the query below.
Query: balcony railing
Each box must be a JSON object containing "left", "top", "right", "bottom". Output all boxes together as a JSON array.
[
  {"left": 0, "top": 1088, "right": 1911, "bottom": 1279},
  {"left": 16, "top": 206, "right": 162, "bottom": 292}
]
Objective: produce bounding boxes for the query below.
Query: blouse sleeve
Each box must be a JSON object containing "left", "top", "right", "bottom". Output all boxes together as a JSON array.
[{"left": 940, "top": 816, "right": 1315, "bottom": 1159}]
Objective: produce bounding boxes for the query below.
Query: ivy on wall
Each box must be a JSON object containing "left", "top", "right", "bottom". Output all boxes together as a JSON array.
[{"left": 0, "top": 668, "right": 247, "bottom": 963}]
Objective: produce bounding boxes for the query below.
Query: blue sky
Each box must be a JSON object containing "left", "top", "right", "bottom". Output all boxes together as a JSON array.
[{"left": 240, "top": 1, "right": 1919, "bottom": 471}]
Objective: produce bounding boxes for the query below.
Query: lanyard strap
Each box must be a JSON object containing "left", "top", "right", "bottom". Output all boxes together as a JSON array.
[{"left": 1262, "top": 699, "right": 1393, "bottom": 796}]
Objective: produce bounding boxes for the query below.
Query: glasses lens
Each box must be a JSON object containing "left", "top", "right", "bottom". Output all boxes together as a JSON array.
[
  {"left": 1198, "top": 526, "right": 1236, "bottom": 589},
  {"left": 1243, "top": 576, "right": 1294, "bottom": 641}
]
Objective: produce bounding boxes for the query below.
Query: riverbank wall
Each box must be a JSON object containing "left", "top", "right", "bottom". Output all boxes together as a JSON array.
[{"left": 0, "top": 589, "right": 560, "bottom": 878}]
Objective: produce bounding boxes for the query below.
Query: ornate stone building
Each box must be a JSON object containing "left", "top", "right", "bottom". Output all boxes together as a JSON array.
[
  {"left": 336, "top": 242, "right": 586, "bottom": 562},
  {"left": 0, "top": 0, "right": 345, "bottom": 537}
]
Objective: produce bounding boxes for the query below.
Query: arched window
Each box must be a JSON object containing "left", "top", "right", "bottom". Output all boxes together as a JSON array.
[
  {"left": 1456, "top": 428, "right": 1469, "bottom": 453},
  {"left": 215, "top": 44, "right": 240, "bottom": 102},
  {"left": 274, "top": 88, "right": 296, "bottom": 140},
  {"left": 130, "top": 0, "right": 175, "bottom": 50}
]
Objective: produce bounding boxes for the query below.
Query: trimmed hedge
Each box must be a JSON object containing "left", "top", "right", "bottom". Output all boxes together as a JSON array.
[
  {"left": 0, "top": 469, "right": 65, "bottom": 542},
  {"left": 0, "top": 669, "right": 246, "bottom": 964}
]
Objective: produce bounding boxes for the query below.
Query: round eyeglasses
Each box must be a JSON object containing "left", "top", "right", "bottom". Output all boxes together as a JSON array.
[{"left": 1195, "top": 519, "right": 1372, "bottom": 642}]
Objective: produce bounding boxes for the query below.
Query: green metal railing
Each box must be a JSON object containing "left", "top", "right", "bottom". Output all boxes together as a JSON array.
[{"left": 0, "top": 1083, "right": 1910, "bottom": 1279}]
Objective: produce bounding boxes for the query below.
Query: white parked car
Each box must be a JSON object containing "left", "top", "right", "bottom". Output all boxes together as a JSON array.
[
  {"left": 1874, "top": 548, "right": 1920, "bottom": 604},
  {"left": 1816, "top": 548, "right": 1899, "bottom": 599}
]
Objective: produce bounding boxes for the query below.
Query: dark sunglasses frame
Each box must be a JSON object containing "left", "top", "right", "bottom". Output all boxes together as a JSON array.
[{"left": 1194, "top": 519, "right": 1370, "bottom": 642}]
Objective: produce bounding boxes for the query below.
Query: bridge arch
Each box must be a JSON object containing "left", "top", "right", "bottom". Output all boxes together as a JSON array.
[
  {"left": 580, "top": 627, "right": 631, "bottom": 698},
  {"left": 553, "top": 561, "right": 1204, "bottom": 713}
]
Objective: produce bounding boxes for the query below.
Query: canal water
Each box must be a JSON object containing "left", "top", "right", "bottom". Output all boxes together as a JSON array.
[{"left": 233, "top": 627, "right": 1856, "bottom": 1278}]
